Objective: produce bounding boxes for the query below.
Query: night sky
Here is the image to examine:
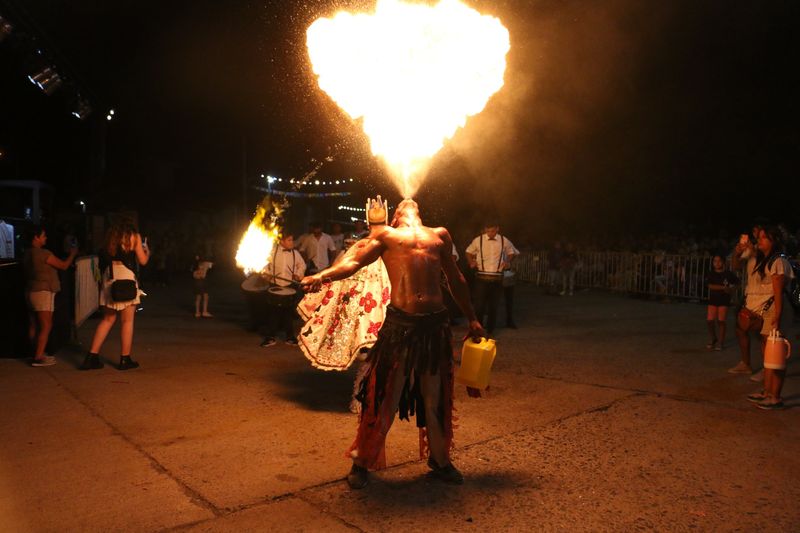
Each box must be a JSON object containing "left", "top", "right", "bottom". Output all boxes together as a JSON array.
[{"left": 0, "top": 0, "right": 797, "bottom": 241}]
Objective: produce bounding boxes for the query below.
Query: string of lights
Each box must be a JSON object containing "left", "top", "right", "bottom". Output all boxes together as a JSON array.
[{"left": 260, "top": 174, "right": 356, "bottom": 187}]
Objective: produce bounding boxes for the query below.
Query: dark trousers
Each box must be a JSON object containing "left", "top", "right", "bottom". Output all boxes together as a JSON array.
[
  {"left": 266, "top": 304, "right": 296, "bottom": 340},
  {"left": 473, "top": 279, "right": 502, "bottom": 333}
]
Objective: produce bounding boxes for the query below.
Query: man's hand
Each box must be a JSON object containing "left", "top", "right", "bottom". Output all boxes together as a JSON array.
[
  {"left": 301, "top": 274, "right": 323, "bottom": 293},
  {"left": 465, "top": 319, "right": 487, "bottom": 342}
]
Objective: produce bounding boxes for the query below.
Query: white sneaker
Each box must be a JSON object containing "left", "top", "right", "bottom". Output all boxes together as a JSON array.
[
  {"left": 32, "top": 356, "right": 56, "bottom": 367},
  {"left": 749, "top": 369, "right": 764, "bottom": 382}
]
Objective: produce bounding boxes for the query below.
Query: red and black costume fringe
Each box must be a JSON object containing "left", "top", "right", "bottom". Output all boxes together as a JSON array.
[{"left": 347, "top": 306, "right": 455, "bottom": 470}]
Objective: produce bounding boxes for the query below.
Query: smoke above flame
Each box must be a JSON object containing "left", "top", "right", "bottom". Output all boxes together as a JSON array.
[{"left": 307, "top": 0, "right": 509, "bottom": 198}]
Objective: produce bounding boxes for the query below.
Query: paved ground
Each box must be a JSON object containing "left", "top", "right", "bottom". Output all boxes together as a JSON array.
[{"left": 2, "top": 278, "right": 799, "bottom": 532}]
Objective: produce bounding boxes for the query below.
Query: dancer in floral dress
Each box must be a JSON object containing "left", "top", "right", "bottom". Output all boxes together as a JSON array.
[{"left": 297, "top": 197, "right": 391, "bottom": 373}]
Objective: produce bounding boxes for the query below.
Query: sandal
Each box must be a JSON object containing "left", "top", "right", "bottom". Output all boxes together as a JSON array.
[
  {"left": 746, "top": 391, "right": 767, "bottom": 403},
  {"left": 727, "top": 363, "right": 752, "bottom": 374},
  {"left": 756, "top": 399, "right": 785, "bottom": 411}
]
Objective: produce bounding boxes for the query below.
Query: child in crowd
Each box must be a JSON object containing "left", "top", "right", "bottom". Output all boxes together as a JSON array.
[
  {"left": 705, "top": 254, "right": 739, "bottom": 350},
  {"left": 192, "top": 253, "right": 213, "bottom": 318}
]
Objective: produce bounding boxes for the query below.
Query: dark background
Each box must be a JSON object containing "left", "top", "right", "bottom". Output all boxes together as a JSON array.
[{"left": 1, "top": 0, "right": 797, "bottom": 244}]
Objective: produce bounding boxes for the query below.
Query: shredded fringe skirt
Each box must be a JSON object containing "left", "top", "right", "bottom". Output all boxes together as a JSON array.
[{"left": 347, "top": 306, "right": 455, "bottom": 470}]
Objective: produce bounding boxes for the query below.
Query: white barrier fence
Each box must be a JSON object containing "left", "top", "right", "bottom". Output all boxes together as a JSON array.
[
  {"left": 515, "top": 251, "right": 739, "bottom": 301},
  {"left": 74, "top": 255, "right": 100, "bottom": 327}
]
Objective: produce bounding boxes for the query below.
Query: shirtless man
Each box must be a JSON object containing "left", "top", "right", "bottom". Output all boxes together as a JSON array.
[{"left": 302, "top": 197, "right": 484, "bottom": 488}]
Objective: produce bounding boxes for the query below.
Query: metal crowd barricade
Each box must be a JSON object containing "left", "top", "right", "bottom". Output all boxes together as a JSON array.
[{"left": 515, "top": 251, "right": 741, "bottom": 302}]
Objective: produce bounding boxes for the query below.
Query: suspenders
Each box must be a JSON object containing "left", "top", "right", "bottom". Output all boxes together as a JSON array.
[
  {"left": 270, "top": 247, "right": 297, "bottom": 282},
  {"left": 478, "top": 234, "right": 505, "bottom": 273}
]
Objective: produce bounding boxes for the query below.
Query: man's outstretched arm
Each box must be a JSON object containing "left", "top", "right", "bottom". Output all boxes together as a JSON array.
[
  {"left": 301, "top": 237, "right": 384, "bottom": 292},
  {"left": 437, "top": 228, "right": 485, "bottom": 339}
]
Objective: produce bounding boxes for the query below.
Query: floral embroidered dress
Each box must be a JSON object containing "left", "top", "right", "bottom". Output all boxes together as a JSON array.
[{"left": 297, "top": 258, "right": 390, "bottom": 371}]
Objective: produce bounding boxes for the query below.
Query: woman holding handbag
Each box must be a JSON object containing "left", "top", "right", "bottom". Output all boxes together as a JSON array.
[
  {"left": 730, "top": 227, "right": 794, "bottom": 409},
  {"left": 81, "top": 220, "right": 150, "bottom": 371}
]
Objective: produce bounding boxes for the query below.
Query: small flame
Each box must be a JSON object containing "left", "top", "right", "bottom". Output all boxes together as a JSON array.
[
  {"left": 235, "top": 200, "right": 283, "bottom": 275},
  {"left": 307, "top": 0, "right": 509, "bottom": 197}
]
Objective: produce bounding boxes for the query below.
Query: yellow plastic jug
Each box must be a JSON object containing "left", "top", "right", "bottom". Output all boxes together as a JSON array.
[{"left": 456, "top": 337, "right": 497, "bottom": 390}]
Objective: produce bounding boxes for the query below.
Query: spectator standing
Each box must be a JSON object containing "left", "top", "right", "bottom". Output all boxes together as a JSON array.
[
  {"left": 547, "top": 241, "right": 563, "bottom": 294},
  {"left": 731, "top": 227, "right": 794, "bottom": 409},
  {"left": 261, "top": 234, "right": 306, "bottom": 347},
  {"left": 560, "top": 242, "right": 578, "bottom": 296},
  {"left": 503, "top": 240, "right": 520, "bottom": 328},
  {"left": 192, "top": 252, "right": 214, "bottom": 318},
  {"left": 298, "top": 221, "right": 336, "bottom": 274},
  {"left": 24, "top": 226, "right": 77, "bottom": 366},
  {"left": 330, "top": 223, "right": 345, "bottom": 255},
  {"left": 704, "top": 254, "right": 739, "bottom": 350},
  {"left": 81, "top": 220, "right": 150, "bottom": 371},
  {"left": 466, "top": 222, "right": 517, "bottom": 335},
  {"left": 351, "top": 220, "right": 369, "bottom": 240}
]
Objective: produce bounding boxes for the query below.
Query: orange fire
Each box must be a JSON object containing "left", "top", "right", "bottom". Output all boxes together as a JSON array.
[
  {"left": 307, "top": 0, "right": 509, "bottom": 197},
  {"left": 235, "top": 201, "right": 282, "bottom": 275}
]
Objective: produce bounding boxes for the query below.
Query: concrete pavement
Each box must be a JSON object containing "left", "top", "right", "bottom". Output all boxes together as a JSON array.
[{"left": 1, "top": 279, "right": 799, "bottom": 532}]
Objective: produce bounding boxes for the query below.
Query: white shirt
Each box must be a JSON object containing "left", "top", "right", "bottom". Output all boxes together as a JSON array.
[
  {"left": 266, "top": 247, "right": 306, "bottom": 287},
  {"left": 331, "top": 233, "right": 345, "bottom": 252},
  {"left": 466, "top": 234, "right": 517, "bottom": 274},
  {"left": 299, "top": 233, "right": 336, "bottom": 271},
  {"left": 744, "top": 255, "right": 794, "bottom": 312}
]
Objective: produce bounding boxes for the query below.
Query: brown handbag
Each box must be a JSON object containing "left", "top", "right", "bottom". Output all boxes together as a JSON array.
[{"left": 737, "top": 306, "right": 763, "bottom": 332}]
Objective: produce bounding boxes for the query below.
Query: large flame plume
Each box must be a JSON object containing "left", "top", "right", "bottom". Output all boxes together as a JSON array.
[
  {"left": 235, "top": 197, "right": 284, "bottom": 275},
  {"left": 307, "top": 0, "right": 509, "bottom": 198}
]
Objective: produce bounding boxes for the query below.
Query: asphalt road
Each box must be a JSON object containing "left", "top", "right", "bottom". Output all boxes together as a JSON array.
[{"left": 1, "top": 279, "right": 798, "bottom": 532}]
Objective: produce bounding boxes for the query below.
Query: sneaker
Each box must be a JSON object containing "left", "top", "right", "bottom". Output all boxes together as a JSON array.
[
  {"left": 746, "top": 391, "right": 767, "bottom": 403},
  {"left": 346, "top": 464, "right": 369, "bottom": 489},
  {"left": 727, "top": 363, "right": 752, "bottom": 374},
  {"left": 706, "top": 342, "right": 716, "bottom": 350},
  {"left": 201, "top": 312, "right": 213, "bottom": 318},
  {"left": 749, "top": 369, "right": 764, "bottom": 382},
  {"left": 284, "top": 338, "right": 298, "bottom": 346},
  {"left": 714, "top": 343, "right": 723, "bottom": 351},
  {"left": 32, "top": 356, "right": 56, "bottom": 367},
  {"left": 194, "top": 311, "right": 201, "bottom": 318},
  {"left": 79, "top": 354, "right": 104, "bottom": 370},
  {"left": 427, "top": 458, "right": 464, "bottom": 485},
  {"left": 260, "top": 337, "right": 276, "bottom": 347},
  {"left": 118, "top": 357, "right": 140, "bottom": 371},
  {"left": 756, "top": 399, "right": 785, "bottom": 411}
]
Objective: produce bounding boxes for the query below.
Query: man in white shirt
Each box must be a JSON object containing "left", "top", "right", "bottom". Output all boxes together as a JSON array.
[
  {"left": 298, "top": 222, "right": 336, "bottom": 274},
  {"left": 330, "top": 223, "right": 345, "bottom": 255},
  {"left": 465, "top": 222, "right": 517, "bottom": 335},
  {"left": 261, "top": 234, "right": 307, "bottom": 347}
]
